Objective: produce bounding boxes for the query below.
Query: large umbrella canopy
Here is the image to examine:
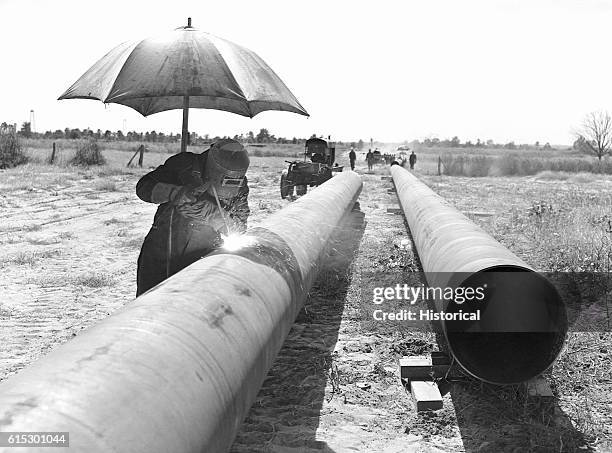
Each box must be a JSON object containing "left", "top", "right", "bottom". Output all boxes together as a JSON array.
[{"left": 59, "top": 19, "right": 308, "bottom": 151}]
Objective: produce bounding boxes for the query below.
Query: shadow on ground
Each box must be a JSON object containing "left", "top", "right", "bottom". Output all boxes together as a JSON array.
[
  {"left": 230, "top": 204, "right": 366, "bottom": 453},
  {"left": 446, "top": 375, "right": 591, "bottom": 452}
]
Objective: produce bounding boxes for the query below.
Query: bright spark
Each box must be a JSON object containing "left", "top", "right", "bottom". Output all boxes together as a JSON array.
[{"left": 221, "top": 233, "right": 256, "bottom": 252}]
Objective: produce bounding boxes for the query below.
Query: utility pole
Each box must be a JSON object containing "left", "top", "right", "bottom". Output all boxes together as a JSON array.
[{"left": 29, "top": 110, "right": 35, "bottom": 133}]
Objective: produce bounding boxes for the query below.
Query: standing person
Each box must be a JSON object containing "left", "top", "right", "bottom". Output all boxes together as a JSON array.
[
  {"left": 409, "top": 151, "right": 417, "bottom": 170},
  {"left": 366, "top": 149, "right": 374, "bottom": 172},
  {"left": 349, "top": 147, "right": 356, "bottom": 171},
  {"left": 135, "top": 139, "right": 250, "bottom": 296}
]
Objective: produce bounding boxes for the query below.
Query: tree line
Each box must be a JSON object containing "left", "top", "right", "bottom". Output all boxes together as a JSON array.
[
  {"left": 1, "top": 122, "right": 310, "bottom": 145},
  {"left": 413, "top": 110, "right": 612, "bottom": 161},
  {"left": 8, "top": 112, "right": 610, "bottom": 160},
  {"left": 414, "top": 136, "right": 556, "bottom": 150}
]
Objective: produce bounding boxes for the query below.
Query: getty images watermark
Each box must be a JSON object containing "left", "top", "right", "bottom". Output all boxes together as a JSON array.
[{"left": 371, "top": 284, "right": 486, "bottom": 321}]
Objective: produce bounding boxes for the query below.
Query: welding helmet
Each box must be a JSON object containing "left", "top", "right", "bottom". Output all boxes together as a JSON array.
[{"left": 205, "top": 139, "right": 249, "bottom": 200}]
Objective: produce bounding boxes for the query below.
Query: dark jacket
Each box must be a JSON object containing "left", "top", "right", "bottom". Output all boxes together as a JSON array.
[
  {"left": 135, "top": 151, "right": 249, "bottom": 296},
  {"left": 349, "top": 150, "right": 356, "bottom": 161}
]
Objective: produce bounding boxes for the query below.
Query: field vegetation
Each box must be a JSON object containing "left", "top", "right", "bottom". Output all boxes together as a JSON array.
[
  {"left": 20, "top": 137, "right": 304, "bottom": 162},
  {"left": 396, "top": 144, "right": 612, "bottom": 177},
  {"left": 0, "top": 139, "right": 610, "bottom": 451},
  {"left": 0, "top": 128, "right": 28, "bottom": 169}
]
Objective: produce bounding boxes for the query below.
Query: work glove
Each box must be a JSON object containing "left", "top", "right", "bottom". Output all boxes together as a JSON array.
[
  {"left": 173, "top": 190, "right": 219, "bottom": 222},
  {"left": 171, "top": 167, "right": 212, "bottom": 205},
  {"left": 207, "top": 211, "right": 243, "bottom": 235},
  {"left": 171, "top": 182, "right": 211, "bottom": 206}
]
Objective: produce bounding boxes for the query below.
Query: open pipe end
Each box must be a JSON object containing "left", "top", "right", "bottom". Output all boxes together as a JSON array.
[{"left": 444, "top": 266, "right": 568, "bottom": 385}]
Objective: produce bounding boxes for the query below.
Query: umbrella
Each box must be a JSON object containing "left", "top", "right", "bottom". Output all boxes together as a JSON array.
[{"left": 59, "top": 18, "right": 308, "bottom": 152}]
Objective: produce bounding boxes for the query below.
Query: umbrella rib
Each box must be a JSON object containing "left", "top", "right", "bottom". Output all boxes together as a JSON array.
[{"left": 206, "top": 38, "right": 250, "bottom": 113}]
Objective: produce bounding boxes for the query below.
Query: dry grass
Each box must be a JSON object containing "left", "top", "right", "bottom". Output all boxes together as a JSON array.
[
  {"left": 1, "top": 143, "right": 610, "bottom": 451},
  {"left": 246, "top": 144, "right": 302, "bottom": 158},
  {"left": 421, "top": 174, "right": 612, "bottom": 450},
  {"left": 438, "top": 153, "right": 612, "bottom": 177},
  {"left": 0, "top": 129, "right": 28, "bottom": 168},
  {"left": 28, "top": 275, "right": 65, "bottom": 287},
  {"left": 119, "top": 237, "right": 143, "bottom": 249},
  {"left": 70, "top": 140, "right": 106, "bottom": 166},
  {"left": 1, "top": 249, "right": 60, "bottom": 266},
  {"left": 23, "top": 138, "right": 306, "bottom": 159},
  {"left": 115, "top": 228, "right": 130, "bottom": 237},
  {"left": 71, "top": 272, "right": 116, "bottom": 288},
  {"left": 25, "top": 236, "right": 61, "bottom": 245},
  {"left": 25, "top": 138, "right": 179, "bottom": 155},
  {"left": 4, "top": 141, "right": 302, "bottom": 195},
  {"left": 94, "top": 179, "right": 118, "bottom": 191},
  {"left": 103, "top": 218, "right": 127, "bottom": 226},
  {"left": 28, "top": 272, "right": 115, "bottom": 288}
]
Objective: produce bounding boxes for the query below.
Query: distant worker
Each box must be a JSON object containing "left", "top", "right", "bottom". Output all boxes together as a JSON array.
[
  {"left": 409, "top": 151, "right": 417, "bottom": 170},
  {"left": 349, "top": 147, "right": 356, "bottom": 170},
  {"left": 135, "top": 139, "right": 250, "bottom": 296},
  {"left": 366, "top": 149, "right": 374, "bottom": 172}
]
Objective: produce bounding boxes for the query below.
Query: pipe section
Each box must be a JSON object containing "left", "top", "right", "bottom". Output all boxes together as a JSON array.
[
  {"left": 390, "top": 157, "right": 406, "bottom": 167},
  {"left": 390, "top": 166, "right": 567, "bottom": 384},
  {"left": 0, "top": 171, "right": 362, "bottom": 453}
]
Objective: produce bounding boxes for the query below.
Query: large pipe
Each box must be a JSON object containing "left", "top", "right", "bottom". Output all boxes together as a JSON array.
[
  {"left": 0, "top": 171, "right": 362, "bottom": 453},
  {"left": 390, "top": 157, "right": 405, "bottom": 167},
  {"left": 390, "top": 166, "right": 567, "bottom": 385}
]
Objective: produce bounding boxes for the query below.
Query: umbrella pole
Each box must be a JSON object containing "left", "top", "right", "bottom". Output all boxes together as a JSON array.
[{"left": 181, "top": 95, "right": 190, "bottom": 153}]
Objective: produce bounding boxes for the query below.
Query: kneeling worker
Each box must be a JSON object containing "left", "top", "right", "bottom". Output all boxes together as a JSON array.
[{"left": 135, "top": 139, "right": 250, "bottom": 296}]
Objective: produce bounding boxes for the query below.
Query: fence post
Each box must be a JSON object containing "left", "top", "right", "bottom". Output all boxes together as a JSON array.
[
  {"left": 138, "top": 145, "right": 145, "bottom": 167},
  {"left": 126, "top": 145, "right": 142, "bottom": 167},
  {"left": 50, "top": 142, "right": 56, "bottom": 164}
]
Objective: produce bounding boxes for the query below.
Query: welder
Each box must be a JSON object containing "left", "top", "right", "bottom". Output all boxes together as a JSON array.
[{"left": 135, "top": 139, "right": 250, "bottom": 296}]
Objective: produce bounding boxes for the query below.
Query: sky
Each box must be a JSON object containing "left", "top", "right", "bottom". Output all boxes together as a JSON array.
[{"left": 1, "top": 0, "right": 612, "bottom": 145}]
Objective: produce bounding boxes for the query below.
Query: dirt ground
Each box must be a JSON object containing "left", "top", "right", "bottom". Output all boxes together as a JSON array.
[
  {"left": 0, "top": 153, "right": 286, "bottom": 378},
  {"left": 1, "top": 147, "right": 611, "bottom": 452}
]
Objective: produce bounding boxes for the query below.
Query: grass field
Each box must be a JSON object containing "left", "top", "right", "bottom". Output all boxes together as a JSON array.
[
  {"left": 0, "top": 140, "right": 610, "bottom": 452},
  {"left": 20, "top": 137, "right": 306, "bottom": 161},
  {"left": 361, "top": 142, "right": 612, "bottom": 177}
]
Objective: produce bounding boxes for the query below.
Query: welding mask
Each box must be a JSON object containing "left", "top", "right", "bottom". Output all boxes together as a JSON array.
[{"left": 205, "top": 139, "right": 249, "bottom": 200}]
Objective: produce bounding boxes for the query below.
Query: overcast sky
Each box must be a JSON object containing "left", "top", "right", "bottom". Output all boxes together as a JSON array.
[{"left": 1, "top": 0, "right": 611, "bottom": 144}]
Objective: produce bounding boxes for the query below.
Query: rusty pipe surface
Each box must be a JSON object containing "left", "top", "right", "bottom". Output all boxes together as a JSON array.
[
  {"left": 0, "top": 171, "right": 362, "bottom": 453},
  {"left": 390, "top": 165, "right": 567, "bottom": 384}
]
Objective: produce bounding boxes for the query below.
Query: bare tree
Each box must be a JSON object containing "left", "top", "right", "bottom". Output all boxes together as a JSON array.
[{"left": 576, "top": 111, "right": 612, "bottom": 161}]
